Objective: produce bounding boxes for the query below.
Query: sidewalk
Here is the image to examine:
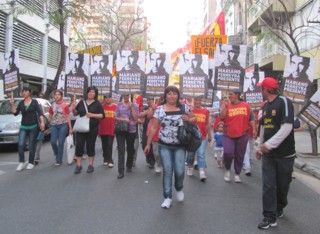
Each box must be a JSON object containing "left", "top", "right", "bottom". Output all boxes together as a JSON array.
[{"left": 294, "top": 130, "right": 320, "bottom": 179}]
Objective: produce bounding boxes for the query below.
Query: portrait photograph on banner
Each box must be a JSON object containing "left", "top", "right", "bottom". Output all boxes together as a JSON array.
[
  {"left": 90, "top": 54, "right": 113, "bottom": 96},
  {"left": 144, "top": 52, "right": 171, "bottom": 97},
  {"left": 298, "top": 90, "right": 320, "bottom": 129},
  {"left": 243, "top": 72, "right": 265, "bottom": 110},
  {"left": 3, "top": 49, "right": 20, "bottom": 93},
  {"left": 65, "top": 53, "right": 89, "bottom": 96},
  {"left": 281, "top": 54, "right": 316, "bottom": 105},
  {"left": 116, "top": 50, "right": 145, "bottom": 94},
  {"left": 213, "top": 44, "right": 246, "bottom": 91},
  {"left": 57, "top": 72, "right": 65, "bottom": 91},
  {"left": 179, "top": 54, "right": 208, "bottom": 98},
  {"left": 202, "top": 87, "right": 214, "bottom": 107}
]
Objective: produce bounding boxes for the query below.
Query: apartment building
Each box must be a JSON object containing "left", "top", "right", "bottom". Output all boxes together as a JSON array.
[
  {"left": 70, "top": 0, "right": 147, "bottom": 53},
  {"left": 247, "top": 0, "right": 320, "bottom": 79},
  {"left": 0, "top": 0, "right": 70, "bottom": 98}
]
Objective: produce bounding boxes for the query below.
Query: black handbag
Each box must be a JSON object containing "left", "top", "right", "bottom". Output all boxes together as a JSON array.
[
  {"left": 178, "top": 121, "right": 202, "bottom": 152},
  {"left": 177, "top": 104, "right": 202, "bottom": 152},
  {"left": 114, "top": 121, "right": 129, "bottom": 135}
]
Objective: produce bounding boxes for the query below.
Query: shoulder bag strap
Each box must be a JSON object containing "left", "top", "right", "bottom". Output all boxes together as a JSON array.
[{"left": 83, "top": 100, "right": 88, "bottom": 113}]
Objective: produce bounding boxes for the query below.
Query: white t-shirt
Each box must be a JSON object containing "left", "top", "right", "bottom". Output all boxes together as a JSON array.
[{"left": 153, "top": 104, "right": 190, "bottom": 145}]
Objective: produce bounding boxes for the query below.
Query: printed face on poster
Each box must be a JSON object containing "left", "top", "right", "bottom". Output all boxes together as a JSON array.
[
  {"left": 90, "top": 54, "right": 113, "bottom": 95},
  {"left": 212, "top": 44, "right": 246, "bottom": 91},
  {"left": 281, "top": 54, "right": 315, "bottom": 105},
  {"left": 65, "top": 53, "right": 90, "bottom": 96},
  {"left": 116, "top": 50, "right": 145, "bottom": 94},
  {"left": 145, "top": 53, "right": 171, "bottom": 97},
  {"left": 243, "top": 72, "right": 265, "bottom": 110},
  {"left": 3, "top": 49, "right": 20, "bottom": 93},
  {"left": 179, "top": 54, "right": 208, "bottom": 98}
]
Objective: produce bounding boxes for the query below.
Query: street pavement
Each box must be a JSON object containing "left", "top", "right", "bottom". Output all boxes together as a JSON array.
[
  {"left": 294, "top": 130, "right": 320, "bottom": 180},
  {"left": 0, "top": 138, "right": 320, "bottom": 234}
]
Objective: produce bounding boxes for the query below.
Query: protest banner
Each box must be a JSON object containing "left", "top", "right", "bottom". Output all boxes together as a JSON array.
[
  {"left": 145, "top": 53, "right": 171, "bottom": 97},
  {"left": 116, "top": 50, "right": 145, "bottom": 94},
  {"left": 90, "top": 54, "right": 113, "bottom": 95},
  {"left": 3, "top": 49, "right": 20, "bottom": 93}
]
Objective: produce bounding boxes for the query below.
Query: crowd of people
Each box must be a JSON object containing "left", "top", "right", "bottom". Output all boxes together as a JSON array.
[{"left": 10, "top": 79, "right": 296, "bottom": 230}]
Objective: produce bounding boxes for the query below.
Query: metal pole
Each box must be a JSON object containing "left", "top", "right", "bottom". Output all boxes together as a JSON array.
[{"left": 42, "top": 0, "right": 50, "bottom": 93}]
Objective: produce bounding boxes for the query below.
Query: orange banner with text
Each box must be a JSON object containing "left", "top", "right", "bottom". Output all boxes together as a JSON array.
[{"left": 191, "top": 35, "right": 227, "bottom": 59}]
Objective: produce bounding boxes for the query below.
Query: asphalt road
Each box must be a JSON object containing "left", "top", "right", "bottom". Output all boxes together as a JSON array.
[{"left": 0, "top": 139, "right": 319, "bottom": 234}]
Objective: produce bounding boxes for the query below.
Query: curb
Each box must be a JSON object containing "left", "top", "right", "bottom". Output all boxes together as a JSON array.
[{"left": 294, "top": 158, "right": 320, "bottom": 180}]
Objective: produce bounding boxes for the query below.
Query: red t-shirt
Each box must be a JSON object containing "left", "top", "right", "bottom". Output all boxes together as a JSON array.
[
  {"left": 49, "top": 101, "right": 70, "bottom": 125},
  {"left": 193, "top": 107, "right": 209, "bottom": 140},
  {"left": 98, "top": 103, "right": 117, "bottom": 136},
  {"left": 224, "top": 102, "right": 251, "bottom": 138}
]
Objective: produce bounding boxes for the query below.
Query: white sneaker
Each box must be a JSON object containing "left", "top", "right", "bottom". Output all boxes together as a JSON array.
[
  {"left": 155, "top": 165, "right": 162, "bottom": 173},
  {"left": 103, "top": 162, "right": 108, "bottom": 166},
  {"left": 234, "top": 175, "right": 242, "bottom": 183},
  {"left": 224, "top": 170, "right": 231, "bottom": 182},
  {"left": 200, "top": 173, "right": 207, "bottom": 182},
  {"left": 26, "top": 163, "right": 34, "bottom": 170},
  {"left": 108, "top": 163, "right": 114, "bottom": 168},
  {"left": 176, "top": 190, "right": 184, "bottom": 202},
  {"left": 161, "top": 198, "right": 172, "bottom": 209},
  {"left": 16, "top": 162, "right": 26, "bottom": 172},
  {"left": 187, "top": 168, "right": 193, "bottom": 176}
]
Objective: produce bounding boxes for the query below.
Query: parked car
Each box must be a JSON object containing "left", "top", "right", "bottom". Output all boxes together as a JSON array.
[{"left": 0, "top": 98, "right": 51, "bottom": 148}]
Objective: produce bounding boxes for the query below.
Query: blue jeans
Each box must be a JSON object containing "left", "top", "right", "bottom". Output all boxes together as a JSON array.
[
  {"left": 159, "top": 144, "right": 186, "bottom": 199},
  {"left": 186, "top": 139, "right": 208, "bottom": 168},
  {"left": 50, "top": 123, "right": 68, "bottom": 164},
  {"left": 18, "top": 127, "right": 39, "bottom": 163}
]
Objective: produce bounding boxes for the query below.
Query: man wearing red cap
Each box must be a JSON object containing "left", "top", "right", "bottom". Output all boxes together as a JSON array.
[{"left": 256, "top": 77, "right": 296, "bottom": 229}]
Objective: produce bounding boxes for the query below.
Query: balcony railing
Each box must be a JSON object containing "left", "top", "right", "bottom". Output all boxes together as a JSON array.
[{"left": 249, "top": 38, "right": 286, "bottom": 65}]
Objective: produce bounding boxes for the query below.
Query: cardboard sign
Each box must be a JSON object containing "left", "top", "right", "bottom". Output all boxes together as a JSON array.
[{"left": 191, "top": 35, "right": 227, "bottom": 59}]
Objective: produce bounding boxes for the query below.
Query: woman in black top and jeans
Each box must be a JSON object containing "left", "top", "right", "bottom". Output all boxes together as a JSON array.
[
  {"left": 10, "top": 86, "right": 45, "bottom": 171},
  {"left": 71, "top": 86, "right": 104, "bottom": 174}
]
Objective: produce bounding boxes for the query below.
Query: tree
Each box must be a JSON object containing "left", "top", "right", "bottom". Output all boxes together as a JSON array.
[
  {"left": 71, "top": 0, "right": 148, "bottom": 54},
  {"left": 42, "top": 0, "right": 90, "bottom": 99},
  {"left": 0, "top": 0, "right": 91, "bottom": 99},
  {"left": 248, "top": 0, "right": 320, "bottom": 154}
]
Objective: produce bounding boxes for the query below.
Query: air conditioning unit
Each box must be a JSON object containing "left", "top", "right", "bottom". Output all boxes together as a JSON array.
[{"left": 237, "top": 25, "right": 243, "bottom": 34}]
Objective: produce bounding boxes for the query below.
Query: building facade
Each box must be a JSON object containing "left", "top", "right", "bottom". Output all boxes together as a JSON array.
[{"left": 0, "top": 0, "right": 70, "bottom": 99}]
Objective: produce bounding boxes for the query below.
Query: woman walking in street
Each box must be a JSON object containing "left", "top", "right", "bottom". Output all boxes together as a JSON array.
[
  {"left": 71, "top": 86, "right": 104, "bottom": 174},
  {"left": 49, "top": 89, "right": 72, "bottom": 166},
  {"left": 10, "top": 86, "right": 45, "bottom": 171},
  {"left": 219, "top": 91, "right": 256, "bottom": 183},
  {"left": 114, "top": 94, "right": 139, "bottom": 179},
  {"left": 144, "top": 86, "right": 196, "bottom": 209}
]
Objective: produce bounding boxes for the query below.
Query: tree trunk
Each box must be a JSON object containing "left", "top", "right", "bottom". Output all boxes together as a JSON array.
[
  {"left": 43, "top": 0, "right": 65, "bottom": 99},
  {"left": 309, "top": 127, "right": 318, "bottom": 155}
]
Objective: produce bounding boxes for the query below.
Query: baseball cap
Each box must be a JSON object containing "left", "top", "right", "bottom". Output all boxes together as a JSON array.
[
  {"left": 21, "top": 86, "right": 32, "bottom": 92},
  {"left": 257, "top": 77, "right": 279, "bottom": 90}
]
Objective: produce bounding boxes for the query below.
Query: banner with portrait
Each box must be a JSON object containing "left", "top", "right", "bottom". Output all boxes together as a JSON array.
[
  {"left": 65, "top": 53, "right": 90, "bottom": 96},
  {"left": 57, "top": 72, "right": 65, "bottom": 91},
  {"left": 3, "top": 49, "right": 20, "bottom": 93},
  {"left": 297, "top": 90, "right": 320, "bottom": 129},
  {"left": 179, "top": 54, "right": 208, "bottom": 98},
  {"left": 243, "top": 72, "right": 265, "bottom": 110},
  {"left": 212, "top": 44, "right": 246, "bottom": 92},
  {"left": 144, "top": 52, "right": 171, "bottom": 97},
  {"left": 90, "top": 54, "right": 113, "bottom": 95},
  {"left": 116, "top": 50, "right": 145, "bottom": 94},
  {"left": 281, "top": 54, "right": 316, "bottom": 105},
  {"left": 202, "top": 87, "right": 214, "bottom": 107}
]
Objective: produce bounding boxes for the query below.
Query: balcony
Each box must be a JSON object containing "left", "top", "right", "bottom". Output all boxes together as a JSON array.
[
  {"left": 248, "top": 0, "right": 295, "bottom": 33},
  {"left": 249, "top": 38, "right": 286, "bottom": 71}
]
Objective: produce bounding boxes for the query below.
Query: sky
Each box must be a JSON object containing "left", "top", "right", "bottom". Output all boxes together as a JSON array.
[{"left": 143, "top": 0, "right": 203, "bottom": 53}]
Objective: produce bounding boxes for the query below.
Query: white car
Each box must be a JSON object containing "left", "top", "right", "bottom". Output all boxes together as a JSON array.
[{"left": 0, "top": 98, "right": 51, "bottom": 147}]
